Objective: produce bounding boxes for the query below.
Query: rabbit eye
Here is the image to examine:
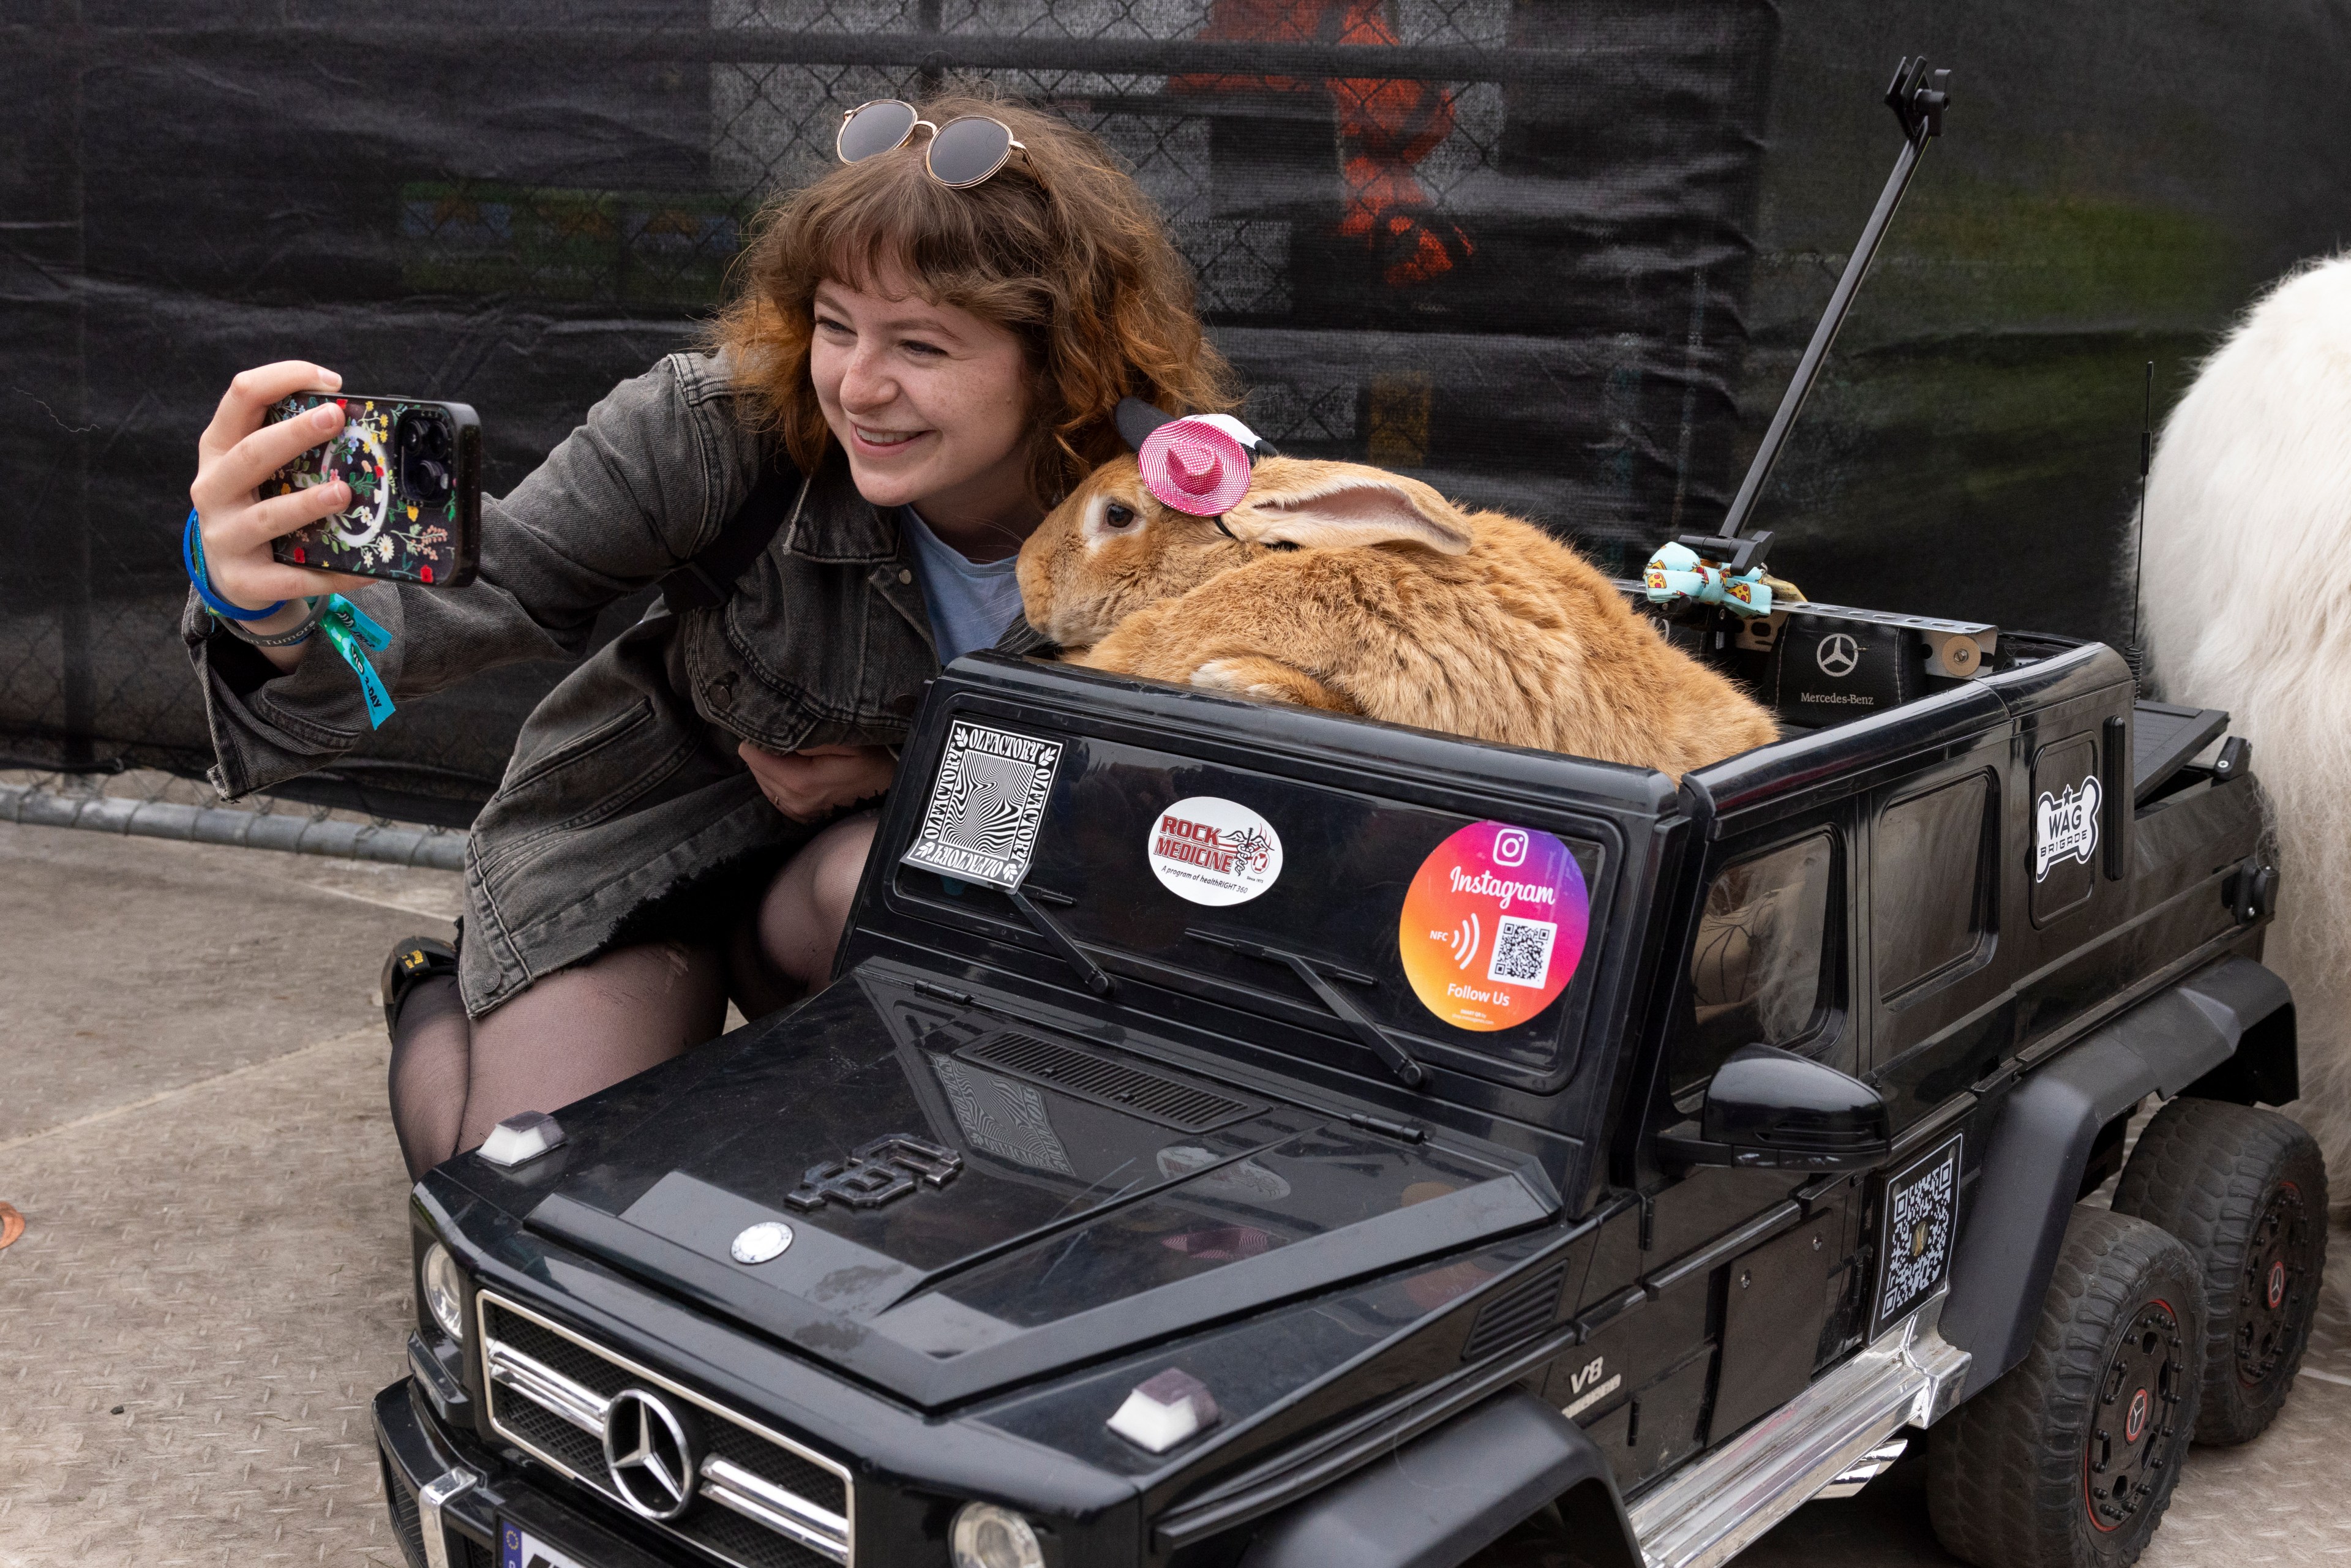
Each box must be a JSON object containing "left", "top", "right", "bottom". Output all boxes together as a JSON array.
[{"left": 1104, "top": 502, "right": 1136, "bottom": 528}]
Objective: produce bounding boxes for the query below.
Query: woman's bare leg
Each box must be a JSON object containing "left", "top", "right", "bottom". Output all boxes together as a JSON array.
[
  {"left": 744, "top": 810, "right": 881, "bottom": 1002},
  {"left": 387, "top": 939, "right": 728, "bottom": 1177}
]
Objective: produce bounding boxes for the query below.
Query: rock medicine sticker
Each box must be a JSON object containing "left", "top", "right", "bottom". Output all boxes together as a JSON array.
[
  {"left": 1147, "top": 796, "right": 1284, "bottom": 906},
  {"left": 901, "top": 722, "right": 1062, "bottom": 889},
  {"left": 1399, "top": 822, "right": 1589, "bottom": 1032}
]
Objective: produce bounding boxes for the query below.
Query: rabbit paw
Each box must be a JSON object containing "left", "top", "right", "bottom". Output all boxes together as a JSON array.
[{"left": 1191, "top": 657, "right": 1359, "bottom": 714}]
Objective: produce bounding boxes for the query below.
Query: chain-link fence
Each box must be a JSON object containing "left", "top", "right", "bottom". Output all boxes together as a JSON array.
[
  {"left": 3, "top": 1, "right": 1774, "bottom": 827},
  {"left": 8, "top": 2, "right": 2349, "bottom": 831}
]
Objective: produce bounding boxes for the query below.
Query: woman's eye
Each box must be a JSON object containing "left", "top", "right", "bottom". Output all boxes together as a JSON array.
[
  {"left": 814, "top": 315, "right": 852, "bottom": 336},
  {"left": 901, "top": 339, "right": 946, "bottom": 358},
  {"left": 1105, "top": 503, "right": 1135, "bottom": 528}
]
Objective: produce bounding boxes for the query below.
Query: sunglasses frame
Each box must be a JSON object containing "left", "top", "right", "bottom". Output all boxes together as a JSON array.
[{"left": 835, "top": 99, "right": 1029, "bottom": 190}]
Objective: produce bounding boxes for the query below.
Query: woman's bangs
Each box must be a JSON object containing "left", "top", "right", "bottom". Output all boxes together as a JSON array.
[{"left": 812, "top": 176, "right": 1004, "bottom": 303}]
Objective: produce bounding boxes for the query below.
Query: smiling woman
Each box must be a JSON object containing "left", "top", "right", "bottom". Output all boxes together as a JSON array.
[{"left": 179, "top": 88, "right": 1234, "bottom": 1178}]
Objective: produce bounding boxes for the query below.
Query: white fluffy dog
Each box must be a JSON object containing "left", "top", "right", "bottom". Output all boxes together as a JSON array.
[{"left": 2142, "top": 254, "right": 2351, "bottom": 1190}]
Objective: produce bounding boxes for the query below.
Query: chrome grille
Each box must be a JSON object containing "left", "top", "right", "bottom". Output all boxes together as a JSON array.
[{"left": 478, "top": 1293, "right": 852, "bottom": 1568}]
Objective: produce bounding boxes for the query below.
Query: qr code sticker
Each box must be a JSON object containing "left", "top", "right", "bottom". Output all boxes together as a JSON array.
[{"left": 1487, "top": 915, "right": 1558, "bottom": 987}]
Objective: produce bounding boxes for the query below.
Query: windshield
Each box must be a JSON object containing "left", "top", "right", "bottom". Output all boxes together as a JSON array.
[{"left": 894, "top": 727, "right": 1608, "bottom": 1087}]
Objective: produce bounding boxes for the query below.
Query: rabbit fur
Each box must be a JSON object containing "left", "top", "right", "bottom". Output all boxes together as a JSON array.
[
  {"left": 1016, "top": 454, "right": 1780, "bottom": 779},
  {"left": 2140, "top": 252, "right": 2351, "bottom": 1193}
]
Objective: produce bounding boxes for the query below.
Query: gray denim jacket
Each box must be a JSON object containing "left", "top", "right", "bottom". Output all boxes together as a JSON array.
[{"left": 185, "top": 349, "right": 1041, "bottom": 1015}]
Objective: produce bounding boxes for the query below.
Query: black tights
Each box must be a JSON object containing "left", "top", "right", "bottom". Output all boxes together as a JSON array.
[{"left": 388, "top": 811, "right": 878, "bottom": 1178}]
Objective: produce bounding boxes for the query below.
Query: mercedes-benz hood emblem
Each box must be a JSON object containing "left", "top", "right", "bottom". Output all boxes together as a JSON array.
[{"left": 602, "top": 1387, "right": 699, "bottom": 1520}]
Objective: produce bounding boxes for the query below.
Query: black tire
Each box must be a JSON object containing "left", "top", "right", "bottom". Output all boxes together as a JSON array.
[
  {"left": 2110, "top": 1095, "right": 2328, "bottom": 1444},
  {"left": 1926, "top": 1207, "right": 2205, "bottom": 1568}
]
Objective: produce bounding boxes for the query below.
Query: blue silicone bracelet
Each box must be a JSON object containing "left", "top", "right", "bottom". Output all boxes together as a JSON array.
[{"left": 183, "top": 507, "right": 286, "bottom": 621}]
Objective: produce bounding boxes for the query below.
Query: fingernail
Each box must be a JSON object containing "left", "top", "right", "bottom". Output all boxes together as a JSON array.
[
  {"left": 318, "top": 368, "right": 342, "bottom": 389},
  {"left": 312, "top": 403, "right": 340, "bottom": 429}
]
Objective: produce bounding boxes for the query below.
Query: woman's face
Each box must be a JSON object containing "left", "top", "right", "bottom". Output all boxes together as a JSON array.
[{"left": 809, "top": 266, "right": 1038, "bottom": 538}]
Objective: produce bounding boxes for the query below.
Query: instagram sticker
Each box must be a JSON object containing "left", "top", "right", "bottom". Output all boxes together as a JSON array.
[{"left": 1397, "top": 820, "right": 1589, "bottom": 1032}]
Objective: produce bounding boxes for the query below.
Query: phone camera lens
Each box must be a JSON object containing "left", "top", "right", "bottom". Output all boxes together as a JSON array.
[{"left": 396, "top": 410, "right": 456, "bottom": 508}]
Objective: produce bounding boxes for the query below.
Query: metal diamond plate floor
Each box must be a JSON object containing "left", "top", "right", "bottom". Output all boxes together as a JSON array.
[{"left": 1, "top": 819, "right": 2344, "bottom": 1566}]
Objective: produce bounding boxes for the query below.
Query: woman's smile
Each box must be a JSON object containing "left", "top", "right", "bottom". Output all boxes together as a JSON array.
[{"left": 850, "top": 424, "right": 931, "bottom": 454}]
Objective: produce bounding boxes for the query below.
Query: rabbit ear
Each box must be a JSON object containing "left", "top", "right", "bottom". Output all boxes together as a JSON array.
[{"left": 1223, "top": 470, "right": 1474, "bottom": 555}]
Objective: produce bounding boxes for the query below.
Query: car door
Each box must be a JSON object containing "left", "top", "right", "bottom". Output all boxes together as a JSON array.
[{"left": 1562, "top": 794, "right": 1860, "bottom": 1485}]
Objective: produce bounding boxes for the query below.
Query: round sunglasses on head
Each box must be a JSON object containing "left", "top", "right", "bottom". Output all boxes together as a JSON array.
[{"left": 836, "top": 100, "right": 1028, "bottom": 189}]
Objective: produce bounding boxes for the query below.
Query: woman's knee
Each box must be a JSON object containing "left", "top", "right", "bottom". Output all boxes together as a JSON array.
[
  {"left": 756, "top": 810, "right": 880, "bottom": 984},
  {"left": 811, "top": 813, "right": 881, "bottom": 929}
]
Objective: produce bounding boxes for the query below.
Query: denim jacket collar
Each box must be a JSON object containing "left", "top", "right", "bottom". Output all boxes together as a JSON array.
[{"left": 780, "top": 449, "right": 905, "bottom": 566}]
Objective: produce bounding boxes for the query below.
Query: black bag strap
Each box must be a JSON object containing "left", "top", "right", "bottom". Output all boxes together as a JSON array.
[{"left": 658, "top": 452, "right": 806, "bottom": 615}]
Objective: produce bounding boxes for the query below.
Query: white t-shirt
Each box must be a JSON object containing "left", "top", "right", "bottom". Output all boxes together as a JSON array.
[{"left": 899, "top": 507, "right": 1027, "bottom": 665}]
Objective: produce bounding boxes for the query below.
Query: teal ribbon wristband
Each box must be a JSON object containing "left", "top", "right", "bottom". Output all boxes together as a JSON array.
[{"left": 315, "top": 596, "right": 397, "bottom": 730}]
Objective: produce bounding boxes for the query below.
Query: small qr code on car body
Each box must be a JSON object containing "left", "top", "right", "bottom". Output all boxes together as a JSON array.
[{"left": 1487, "top": 915, "right": 1558, "bottom": 986}]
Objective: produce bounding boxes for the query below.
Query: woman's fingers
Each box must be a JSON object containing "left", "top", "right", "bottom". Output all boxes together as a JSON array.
[
  {"left": 737, "top": 742, "right": 898, "bottom": 822},
  {"left": 213, "top": 559, "right": 382, "bottom": 608},
  {"left": 198, "top": 362, "right": 342, "bottom": 464},
  {"left": 216, "top": 479, "right": 353, "bottom": 552},
  {"left": 193, "top": 399, "right": 346, "bottom": 512}
]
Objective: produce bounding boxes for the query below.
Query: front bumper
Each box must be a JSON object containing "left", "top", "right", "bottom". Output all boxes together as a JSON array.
[{"left": 376, "top": 1377, "right": 682, "bottom": 1568}]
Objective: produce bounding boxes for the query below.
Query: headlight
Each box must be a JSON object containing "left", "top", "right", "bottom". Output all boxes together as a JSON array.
[
  {"left": 950, "top": 1502, "right": 1046, "bottom": 1568},
  {"left": 420, "top": 1241, "right": 466, "bottom": 1341}
]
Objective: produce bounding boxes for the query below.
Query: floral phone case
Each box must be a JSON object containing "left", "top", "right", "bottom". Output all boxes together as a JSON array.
[{"left": 264, "top": 392, "right": 481, "bottom": 587}]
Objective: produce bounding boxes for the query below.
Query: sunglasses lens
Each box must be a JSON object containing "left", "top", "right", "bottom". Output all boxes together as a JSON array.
[
  {"left": 927, "top": 116, "right": 1013, "bottom": 187},
  {"left": 838, "top": 100, "right": 918, "bottom": 163}
]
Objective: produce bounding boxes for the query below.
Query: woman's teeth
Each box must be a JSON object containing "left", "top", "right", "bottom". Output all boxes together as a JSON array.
[{"left": 857, "top": 427, "right": 921, "bottom": 448}]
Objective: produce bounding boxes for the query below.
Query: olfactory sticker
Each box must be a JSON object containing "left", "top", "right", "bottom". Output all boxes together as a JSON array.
[
  {"left": 901, "top": 722, "right": 1062, "bottom": 889},
  {"left": 1398, "top": 822, "right": 1588, "bottom": 1031},
  {"left": 1146, "top": 796, "right": 1284, "bottom": 906}
]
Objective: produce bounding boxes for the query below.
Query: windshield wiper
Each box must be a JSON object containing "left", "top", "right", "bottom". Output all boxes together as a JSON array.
[
  {"left": 1007, "top": 882, "right": 1115, "bottom": 998},
  {"left": 1185, "top": 928, "right": 1425, "bottom": 1089}
]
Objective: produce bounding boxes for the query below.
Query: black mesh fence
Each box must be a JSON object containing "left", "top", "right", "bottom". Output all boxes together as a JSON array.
[{"left": 5, "top": 1, "right": 2347, "bottom": 826}]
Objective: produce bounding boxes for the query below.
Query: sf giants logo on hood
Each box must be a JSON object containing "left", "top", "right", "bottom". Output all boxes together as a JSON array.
[{"left": 2034, "top": 777, "right": 2101, "bottom": 881}]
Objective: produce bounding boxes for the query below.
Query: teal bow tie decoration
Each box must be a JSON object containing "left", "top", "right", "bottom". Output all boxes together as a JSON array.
[
  {"left": 1644, "top": 541, "right": 1775, "bottom": 620},
  {"left": 318, "top": 595, "right": 397, "bottom": 729}
]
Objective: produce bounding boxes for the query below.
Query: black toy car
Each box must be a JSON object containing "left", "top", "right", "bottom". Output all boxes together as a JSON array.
[
  {"left": 380, "top": 632, "right": 2317, "bottom": 1568},
  {"left": 372, "top": 62, "right": 2324, "bottom": 1568}
]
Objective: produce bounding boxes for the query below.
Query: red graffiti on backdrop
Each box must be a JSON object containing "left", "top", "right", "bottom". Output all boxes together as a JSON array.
[{"left": 1171, "top": 0, "right": 1474, "bottom": 288}]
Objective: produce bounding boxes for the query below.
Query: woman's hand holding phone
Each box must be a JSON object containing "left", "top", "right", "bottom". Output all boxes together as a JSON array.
[
  {"left": 190, "top": 362, "right": 380, "bottom": 671},
  {"left": 738, "top": 742, "right": 898, "bottom": 823}
]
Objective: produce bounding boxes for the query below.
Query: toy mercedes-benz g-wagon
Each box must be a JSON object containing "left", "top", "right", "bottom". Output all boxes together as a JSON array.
[
  {"left": 378, "top": 626, "right": 2315, "bottom": 1568},
  {"left": 372, "top": 61, "right": 2322, "bottom": 1568}
]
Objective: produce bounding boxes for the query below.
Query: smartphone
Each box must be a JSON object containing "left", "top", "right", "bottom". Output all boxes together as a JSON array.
[{"left": 264, "top": 392, "right": 481, "bottom": 587}]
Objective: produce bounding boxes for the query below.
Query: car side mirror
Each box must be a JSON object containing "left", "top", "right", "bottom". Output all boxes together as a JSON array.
[{"left": 1657, "top": 1045, "right": 1892, "bottom": 1171}]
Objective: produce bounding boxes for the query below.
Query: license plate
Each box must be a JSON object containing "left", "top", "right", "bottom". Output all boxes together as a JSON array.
[{"left": 502, "top": 1521, "right": 596, "bottom": 1568}]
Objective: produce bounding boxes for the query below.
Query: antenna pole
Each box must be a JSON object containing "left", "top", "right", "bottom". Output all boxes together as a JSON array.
[{"left": 1701, "top": 58, "right": 1950, "bottom": 571}]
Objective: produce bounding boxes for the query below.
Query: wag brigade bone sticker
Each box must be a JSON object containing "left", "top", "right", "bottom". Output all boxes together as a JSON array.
[
  {"left": 902, "top": 722, "right": 1062, "bottom": 889},
  {"left": 1398, "top": 822, "right": 1589, "bottom": 1032},
  {"left": 1146, "top": 796, "right": 1284, "bottom": 906},
  {"left": 2034, "top": 776, "right": 2102, "bottom": 882},
  {"left": 1872, "top": 1132, "right": 1963, "bottom": 1338}
]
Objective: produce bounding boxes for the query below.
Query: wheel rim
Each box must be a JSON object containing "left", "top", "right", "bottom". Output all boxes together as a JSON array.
[
  {"left": 2084, "top": 1299, "right": 2188, "bottom": 1533},
  {"left": 2237, "top": 1180, "right": 2314, "bottom": 1390}
]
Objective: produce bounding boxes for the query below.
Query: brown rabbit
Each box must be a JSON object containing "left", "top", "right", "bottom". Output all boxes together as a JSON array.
[{"left": 1016, "top": 455, "right": 1780, "bottom": 779}]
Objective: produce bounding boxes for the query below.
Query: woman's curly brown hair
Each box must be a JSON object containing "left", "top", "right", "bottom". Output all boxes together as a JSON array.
[{"left": 712, "top": 89, "right": 1238, "bottom": 505}]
